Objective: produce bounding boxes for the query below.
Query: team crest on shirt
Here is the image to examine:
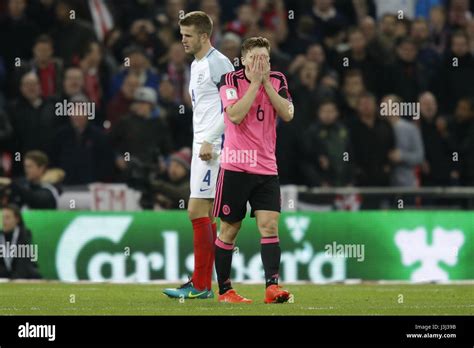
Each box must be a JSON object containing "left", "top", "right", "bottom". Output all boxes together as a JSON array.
[
  {"left": 226, "top": 88, "right": 238, "bottom": 100},
  {"left": 197, "top": 73, "right": 205, "bottom": 84}
]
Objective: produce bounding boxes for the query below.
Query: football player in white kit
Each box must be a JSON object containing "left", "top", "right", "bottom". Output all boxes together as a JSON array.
[{"left": 163, "top": 11, "right": 234, "bottom": 299}]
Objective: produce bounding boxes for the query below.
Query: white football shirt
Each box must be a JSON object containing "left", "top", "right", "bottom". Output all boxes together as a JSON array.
[{"left": 188, "top": 47, "right": 234, "bottom": 146}]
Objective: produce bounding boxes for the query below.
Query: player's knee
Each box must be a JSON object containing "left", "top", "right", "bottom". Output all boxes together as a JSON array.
[
  {"left": 258, "top": 218, "right": 278, "bottom": 237},
  {"left": 187, "top": 206, "right": 207, "bottom": 220},
  {"left": 187, "top": 206, "right": 198, "bottom": 220},
  {"left": 219, "top": 221, "right": 241, "bottom": 243}
]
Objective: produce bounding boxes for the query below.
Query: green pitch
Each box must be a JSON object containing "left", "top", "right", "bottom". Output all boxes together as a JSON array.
[{"left": 0, "top": 283, "right": 472, "bottom": 315}]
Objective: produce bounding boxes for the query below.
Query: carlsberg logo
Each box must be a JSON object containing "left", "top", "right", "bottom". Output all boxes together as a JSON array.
[
  {"left": 56, "top": 216, "right": 346, "bottom": 283},
  {"left": 395, "top": 227, "right": 465, "bottom": 282}
]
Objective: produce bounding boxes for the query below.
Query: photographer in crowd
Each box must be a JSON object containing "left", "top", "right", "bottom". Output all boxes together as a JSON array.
[
  {"left": 109, "top": 86, "right": 172, "bottom": 177},
  {"left": 0, "top": 151, "right": 62, "bottom": 209},
  {"left": 151, "top": 147, "right": 191, "bottom": 210}
]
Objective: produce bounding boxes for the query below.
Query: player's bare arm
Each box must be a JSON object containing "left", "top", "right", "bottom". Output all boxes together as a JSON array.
[
  {"left": 261, "top": 56, "right": 294, "bottom": 122},
  {"left": 225, "top": 57, "right": 263, "bottom": 124}
]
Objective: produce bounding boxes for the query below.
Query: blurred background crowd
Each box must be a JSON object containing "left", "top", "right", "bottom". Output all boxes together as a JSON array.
[{"left": 0, "top": 0, "right": 473, "bottom": 210}]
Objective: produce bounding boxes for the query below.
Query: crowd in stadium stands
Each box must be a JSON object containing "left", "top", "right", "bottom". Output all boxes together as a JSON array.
[{"left": 0, "top": 0, "right": 474, "bottom": 210}]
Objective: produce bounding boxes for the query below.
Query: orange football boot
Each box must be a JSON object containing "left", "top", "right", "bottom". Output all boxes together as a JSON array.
[
  {"left": 264, "top": 285, "right": 291, "bottom": 304},
  {"left": 218, "top": 289, "right": 253, "bottom": 303}
]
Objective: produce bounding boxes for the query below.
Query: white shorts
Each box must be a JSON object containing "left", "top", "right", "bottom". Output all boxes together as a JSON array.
[{"left": 190, "top": 143, "right": 221, "bottom": 199}]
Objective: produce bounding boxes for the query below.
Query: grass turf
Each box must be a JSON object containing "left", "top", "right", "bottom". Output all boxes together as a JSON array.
[{"left": 0, "top": 283, "right": 472, "bottom": 316}]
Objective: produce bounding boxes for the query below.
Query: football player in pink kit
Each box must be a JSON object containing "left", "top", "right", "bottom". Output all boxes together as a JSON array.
[{"left": 214, "top": 37, "right": 294, "bottom": 303}]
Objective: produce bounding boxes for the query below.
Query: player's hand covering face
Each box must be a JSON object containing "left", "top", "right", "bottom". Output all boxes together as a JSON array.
[{"left": 244, "top": 48, "right": 270, "bottom": 83}]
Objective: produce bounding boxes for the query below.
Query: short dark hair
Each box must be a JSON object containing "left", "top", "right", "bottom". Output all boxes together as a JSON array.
[
  {"left": 35, "top": 34, "right": 53, "bottom": 46},
  {"left": 396, "top": 37, "right": 416, "bottom": 48},
  {"left": 318, "top": 98, "right": 338, "bottom": 109},
  {"left": 179, "top": 11, "right": 213, "bottom": 37},
  {"left": 3, "top": 204, "right": 24, "bottom": 227},
  {"left": 25, "top": 150, "right": 49, "bottom": 168},
  {"left": 347, "top": 27, "right": 364, "bottom": 38},
  {"left": 241, "top": 36, "right": 271, "bottom": 56},
  {"left": 451, "top": 30, "right": 469, "bottom": 42}
]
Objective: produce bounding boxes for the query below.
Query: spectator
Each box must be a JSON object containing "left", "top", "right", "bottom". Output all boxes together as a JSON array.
[
  {"left": 50, "top": 0, "right": 97, "bottom": 66},
  {"left": 283, "top": 15, "right": 318, "bottom": 55},
  {"left": 225, "top": 3, "right": 260, "bottom": 38},
  {"left": 52, "top": 94, "right": 114, "bottom": 185},
  {"left": 311, "top": 0, "right": 347, "bottom": 43},
  {"left": 158, "top": 78, "right": 193, "bottom": 150},
  {"left": 111, "top": 0, "right": 160, "bottom": 30},
  {"left": 79, "top": 40, "right": 113, "bottom": 110},
  {"left": 385, "top": 37, "right": 430, "bottom": 102},
  {"left": 276, "top": 120, "right": 304, "bottom": 185},
  {"left": 0, "top": 108, "right": 13, "bottom": 177},
  {"left": 18, "top": 34, "right": 63, "bottom": 99},
  {"left": 301, "top": 100, "right": 354, "bottom": 187},
  {"left": 106, "top": 72, "right": 141, "bottom": 130},
  {"left": 0, "top": 0, "right": 38, "bottom": 80},
  {"left": 378, "top": 13, "right": 398, "bottom": 56},
  {"left": 349, "top": 92, "right": 395, "bottom": 186},
  {"left": 447, "top": 0, "right": 472, "bottom": 29},
  {"left": 57, "top": 66, "right": 85, "bottom": 129},
  {"left": 337, "top": 27, "right": 382, "bottom": 97},
  {"left": 360, "top": 16, "right": 393, "bottom": 65},
  {"left": 8, "top": 72, "right": 56, "bottom": 161},
  {"left": 289, "top": 43, "right": 335, "bottom": 78},
  {"left": 410, "top": 18, "right": 440, "bottom": 78},
  {"left": 109, "top": 87, "right": 172, "bottom": 175},
  {"left": 157, "top": 42, "right": 190, "bottom": 105},
  {"left": 0, "top": 204, "right": 42, "bottom": 279},
  {"left": 61, "top": 66, "right": 85, "bottom": 100},
  {"left": 1, "top": 151, "right": 61, "bottom": 209},
  {"left": 429, "top": 5, "right": 449, "bottom": 54},
  {"left": 111, "top": 18, "right": 164, "bottom": 65},
  {"left": 448, "top": 97, "right": 474, "bottom": 185},
  {"left": 339, "top": 69, "right": 366, "bottom": 122},
  {"left": 437, "top": 31, "right": 474, "bottom": 112},
  {"left": 419, "top": 91, "right": 455, "bottom": 186},
  {"left": 392, "top": 17, "right": 411, "bottom": 41},
  {"left": 290, "top": 60, "right": 319, "bottom": 128},
  {"left": 219, "top": 32, "right": 242, "bottom": 67},
  {"left": 151, "top": 147, "right": 191, "bottom": 209},
  {"left": 200, "top": 0, "right": 224, "bottom": 47},
  {"left": 255, "top": 0, "right": 288, "bottom": 43},
  {"left": 156, "top": 0, "right": 187, "bottom": 35},
  {"left": 381, "top": 94, "right": 424, "bottom": 187},
  {"left": 0, "top": 107, "right": 13, "bottom": 150},
  {"left": 109, "top": 45, "right": 159, "bottom": 98}
]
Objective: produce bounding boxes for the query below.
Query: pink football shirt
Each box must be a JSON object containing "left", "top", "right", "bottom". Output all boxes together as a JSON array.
[{"left": 218, "top": 69, "right": 292, "bottom": 175}]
